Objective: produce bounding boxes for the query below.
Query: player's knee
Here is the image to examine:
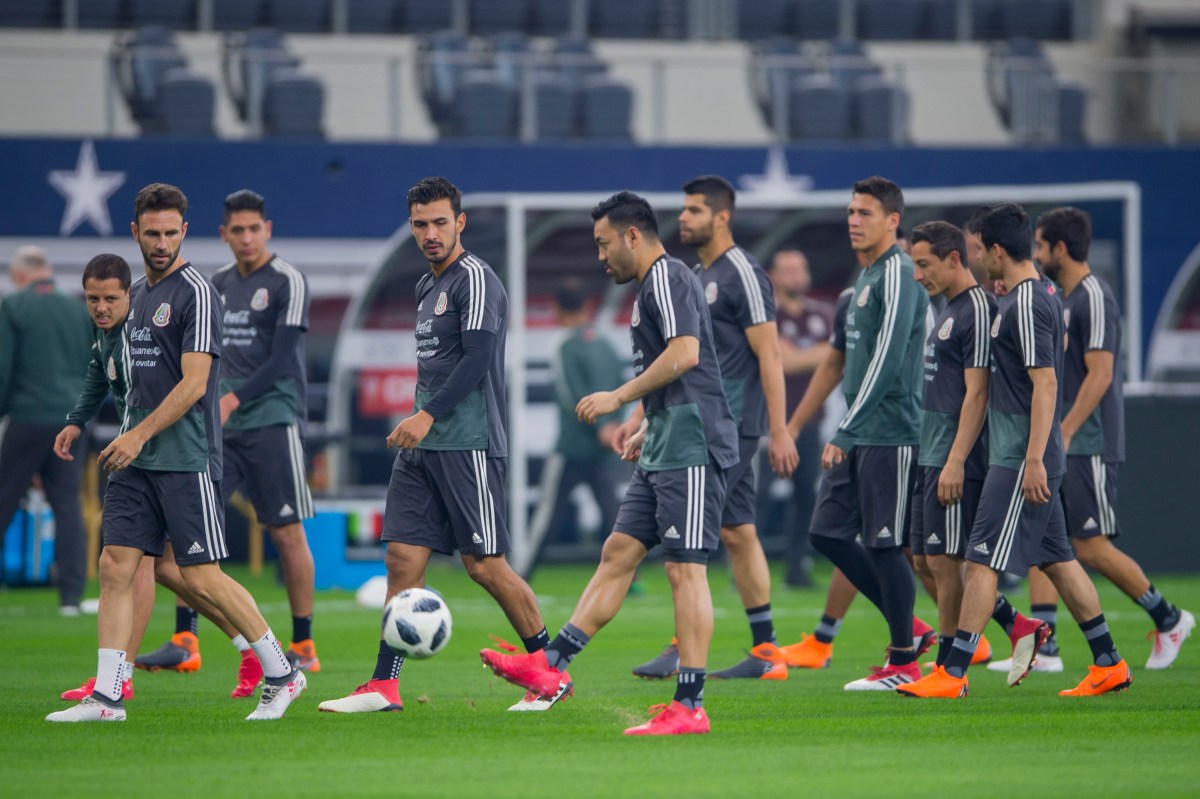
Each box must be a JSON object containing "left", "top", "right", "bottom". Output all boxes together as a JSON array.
[
  {"left": 98, "top": 548, "right": 138, "bottom": 587},
  {"left": 463, "top": 554, "right": 508, "bottom": 588},
  {"left": 718, "top": 524, "right": 753, "bottom": 550},
  {"left": 178, "top": 565, "right": 220, "bottom": 604}
]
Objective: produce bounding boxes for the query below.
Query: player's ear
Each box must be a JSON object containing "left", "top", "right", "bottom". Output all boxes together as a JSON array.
[
  {"left": 456, "top": 212, "right": 466, "bottom": 234},
  {"left": 263, "top": 219, "right": 273, "bottom": 239},
  {"left": 130, "top": 221, "right": 139, "bottom": 241},
  {"left": 219, "top": 224, "right": 228, "bottom": 242},
  {"left": 180, "top": 221, "right": 188, "bottom": 240}
]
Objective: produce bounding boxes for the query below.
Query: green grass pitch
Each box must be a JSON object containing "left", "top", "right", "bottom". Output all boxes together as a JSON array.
[{"left": 2, "top": 561, "right": 1198, "bottom": 798}]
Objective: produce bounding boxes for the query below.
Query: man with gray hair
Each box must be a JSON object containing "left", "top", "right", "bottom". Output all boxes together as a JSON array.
[{"left": 0, "top": 246, "right": 94, "bottom": 613}]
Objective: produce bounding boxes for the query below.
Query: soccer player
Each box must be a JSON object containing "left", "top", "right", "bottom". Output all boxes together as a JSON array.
[
  {"left": 139, "top": 190, "right": 320, "bottom": 681},
  {"left": 807, "top": 176, "right": 929, "bottom": 691},
  {"left": 630, "top": 175, "right": 798, "bottom": 681},
  {"left": 319, "top": 177, "right": 554, "bottom": 714},
  {"left": 481, "top": 191, "right": 739, "bottom": 735},
  {"left": 48, "top": 183, "right": 305, "bottom": 722},
  {"left": 1032, "top": 207, "right": 1192, "bottom": 668},
  {"left": 899, "top": 203, "right": 1130, "bottom": 699}
]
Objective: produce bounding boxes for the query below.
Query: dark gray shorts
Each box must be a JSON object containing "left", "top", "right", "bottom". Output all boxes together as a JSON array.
[
  {"left": 382, "top": 448, "right": 509, "bottom": 557},
  {"left": 1061, "top": 455, "right": 1120, "bottom": 540},
  {"left": 810, "top": 445, "right": 917, "bottom": 549},
  {"left": 965, "top": 465, "right": 1074, "bottom": 577},
  {"left": 910, "top": 466, "right": 983, "bottom": 558},
  {"left": 720, "top": 437, "right": 760, "bottom": 528},
  {"left": 223, "top": 423, "right": 314, "bottom": 526},
  {"left": 101, "top": 467, "right": 227, "bottom": 566},
  {"left": 614, "top": 461, "right": 727, "bottom": 564}
]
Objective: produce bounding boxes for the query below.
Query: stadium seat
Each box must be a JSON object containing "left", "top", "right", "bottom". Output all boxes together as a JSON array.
[
  {"left": 400, "top": 0, "right": 455, "bottom": 34},
  {"left": 590, "top": 0, "right": 658, "bottom": 39},
  {"left": 972, "top": 0, "right": 1005, "bottom": 40},
  {"left": 213, "top": 0, "right": 264, "bottom": 32},
  {"left": 749, "top": 37, "right": 816, "bottom": 131},
  {"left": 154, "top": 69, "right": 216, "bottom": 137},
  {"left": 417, "top": 30, "right": 475, "bottom": 131},
  {"left": 737, "top": 0, "right": 791, "bottom": 41},
  {"left": 222, "top": 29, "right": 302, "bottom": 123},
  {"left": 549, "top": 36, "right": 607, "bottom": 87},
  {"left": 0, "top": 0, "right": 60, "bottom": 27},
  {"left": 346, "top": 0, "right": 400, "bottom": 33},
  {"left": 78, "top": 0, "right": 124, "bottom": 29},
  {"left": 855, "top": 77, "right": 909, "bottom": 143},
  {"left": 985, "top": 37, "right": 1055, "bottom": 130},
  {"left": 453, "top": 73, "right": 518, "bottom": 139},
  {"left": 529, "top": 0, "right": 571, "bottom": 36},
  {"left": 999, "top": 0, "right": 1072, "bottom": 41},
  {"left": 579, "top": 77, "right": 633, "bottom": 140},
  {"left": 530, "top": 73, "right": 576, "bottom": 140},
  {"left": 828, "top": 39, "right": 881, "bottom": 87},
  {"left": 1055, "top": 81, "right": 1087, "bottom": 143},
  {"left": 489, "top": 32, "right": 535, "bottom": 91},
  {"left": 468, "top": 0, "right": 530, "bottom": 35},
  {"left": 112, "top": 27, "right": 189, "bottom": 129},
  {"left": 264, "top": 0, "right": 330, "bottom": 34},
  {"left": 129, "top": 0, "right": 197, "bottom": 31},
  {"left": 788, "top": 74, "right": 854, "bottom": 142},
  {"left": 262, "top": 70, "right": 325, "bottom": 137},
  {"left": 857, "top": 0, "right": 922, "bottom": 41},
  {"left": 792, "top": 0, "right": 840, "bottom": 40},
  {"left": 923, "top": 0, "right": 959, "bottom": 41}
]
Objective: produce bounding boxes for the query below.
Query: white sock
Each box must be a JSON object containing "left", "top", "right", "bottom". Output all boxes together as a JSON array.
[
  {"left": 122, "top": 661, "right": 134, "bottom": 681},
  {"left": 96, "top": 649, "right": 126, "bottom": 702},
  {"left": 249, "top": 631, "right": 292, "bottom": 679},
  {"left": 230, "top": 634, "right": 251, "bottom": 652}
]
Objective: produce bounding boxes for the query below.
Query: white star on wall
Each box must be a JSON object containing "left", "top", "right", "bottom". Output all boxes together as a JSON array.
[
  {"left": 738, "top": 146, "right": 814, "bottom": 197},
  {"left": 47, "top": 140, "right": 126, "bottom": 236}
]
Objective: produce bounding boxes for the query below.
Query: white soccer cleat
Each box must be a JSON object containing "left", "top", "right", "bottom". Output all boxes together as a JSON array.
[
  {"left": 246, "top": 669, "right": 306, "bottom": 720},
  {"left": 507, "top": 678, "right": 574, "bottom": 712},
  {"left": 1146, "top": 609, "right": 1195, "bottom": 670},
  {"left": 988, "top": 655, "right": 1064, "bottom": 674},
  {"left": 317, "top": 679, "right": 403, "bottom": 713},
  {"left": 843, "top": 662, "right": 920, "bottom": 691},
  {"left": 46, "top": 695, "right": 126, "bottom": 723}
]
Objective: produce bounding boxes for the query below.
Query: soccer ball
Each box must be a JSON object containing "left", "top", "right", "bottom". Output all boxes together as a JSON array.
[{"left": 382, "top": 587, "right": 452, "bottom": 659}]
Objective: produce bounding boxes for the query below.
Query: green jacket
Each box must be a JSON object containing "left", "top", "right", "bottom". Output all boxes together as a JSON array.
[
  {"left": 553, "top": 324, "right": 626, "bottom": 461},
  {"left": 66, "top": 321, "right": 128, "bottom": 429},
  {"left": 0, "top": 279, "right": 93, "bottom": 425}
]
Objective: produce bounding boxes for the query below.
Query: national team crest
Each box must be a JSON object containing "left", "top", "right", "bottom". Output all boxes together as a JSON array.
[
  {"left": 938, "top": 317, "right": 954, "bottom": 340},
  {"left": 434, "top": 291, "right": 448, "bottom": 315},
  {"left": 631, "top": 300, "right": 640, "bottom": 327},
  {"left": 152, "top": 303, "right": 171, "bottom": 327},
  {"left": 991, "top": 314, "right": 1002, "bottom": 337},
  {"left": 704, "top": 281, "right": 718, "bottom": 305},
  {"left": 106, "top": 356, "right": 117, "bottom": 381},
  {"left": 250, "top": 287, "right": 269, "bottom": 311},
  {"left": 856, "top": 285, "right": 871, "bottom": 307}
]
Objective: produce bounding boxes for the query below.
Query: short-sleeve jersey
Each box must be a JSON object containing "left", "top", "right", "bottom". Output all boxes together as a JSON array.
[
  {"left": 777, "top": 296, "right": 835, "bottom": 413},
  {"left": 695, "top": 245, "right": 777, "bottom": 437},
  {"left": 211, "top": 255, "right": 310, "bottom": 430},
  {"left": 632, "top": 256, "right": 739, "bottom": 472},
  {"left": 830, "top": 288, "right": 853, "bottom": 353},
  {"left": 1062, "top": 274, "right": 1124, "bottom": 463},
  {"left": 124, "top": 264, "right": 223, "bottom": 479},
  {"left": 411, "top": 251, "right": 508, "bottom": 457},
  {"left": 988, "top": 276, "right": 1065, "bottom": 476},
  {"left": 919, "top": 285, "right": 996, "bottom": 478},
  {"left": 835, "top": 245, "right": 928, "bottom": 449}
]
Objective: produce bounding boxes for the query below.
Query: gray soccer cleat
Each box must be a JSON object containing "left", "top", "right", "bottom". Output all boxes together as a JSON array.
[{"left": 632, "top": 642, "right": 679, "bottom": 679}]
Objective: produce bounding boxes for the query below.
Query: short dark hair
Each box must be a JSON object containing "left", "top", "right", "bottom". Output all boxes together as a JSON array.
[
  {"left": 223, "top": 189, "right": 266, "bottom": 222},
  {"left": 911, "top": 221, "right": 967, "bottom": 264},
  {"left": 852, "top": 176, "right": 904, "bottom": 217},
  {"left": 682, "top": 175, "right": 736, "bottom": 216},
  {"left": 977, "top": 203, "right": 1032, "bottom": 262},
  {"left": 964, "top": 204, "right": 995, "bottom": 235},
  {"left": 407, "top": 176, "right": 462, "bottom": 216},
  {"left": 134, "top": 183, "right": 187, "bottom": 222},
  {"left": 555, "top": 281, "right": 588, "bottom": 312},
  {"left": 590, "top": 191, "right": 660, "bottom": 239},
  {"left": 82, "top": 253, "right": 132, "bottom": 290},
  {"left": 1036, "top": 206, "right": 1091, "bottom": 262}
]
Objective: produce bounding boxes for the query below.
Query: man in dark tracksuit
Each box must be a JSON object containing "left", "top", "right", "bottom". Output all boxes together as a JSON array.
[{"left": 0, "top": 246, "right": 93, "bottom": 612}]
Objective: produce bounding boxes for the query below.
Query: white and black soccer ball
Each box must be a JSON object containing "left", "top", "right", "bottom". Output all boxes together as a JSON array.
[{"left": 382, "top": 587, "right": 452, "bottom": 659}]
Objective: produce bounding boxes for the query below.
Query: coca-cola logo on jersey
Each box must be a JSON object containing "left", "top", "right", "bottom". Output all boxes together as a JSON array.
[{"left": 129, "top": 326, "right": 153, "bottom": 342}]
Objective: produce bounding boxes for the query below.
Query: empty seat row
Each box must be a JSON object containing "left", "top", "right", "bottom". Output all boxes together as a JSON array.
[{"left": 985, "top": 38, "right": 1086, "bottom": 144}]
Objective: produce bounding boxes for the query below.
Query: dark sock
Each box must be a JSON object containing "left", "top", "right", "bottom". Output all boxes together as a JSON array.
[
  {"left": 814, "top": 614, "right": 842, "bottom": 645},
  {"left": 811, "top": 535, "right": 886, "bottom": 612},
  {"left": 521, "top": 627, "right": 551, "bottom": 653},
  {"left": 1032, "top": 603, "right": 1059, "bottom": 654},
  {"left": 1079, "top": 614, "right": 1121, "bottom": 666},
  {"left": 943, "top": 630, "right": 979, "bottom": 679},
  {"left": 544, "top": 623, "right": 590, "bottom": 671},
  {"left": 674, "top": 667, "right": 705, "bottom": 710},
  {"left": 745, "top": 603, "right": 776, "bottom": 646},
  {"left": 865, "top": 546, "right": 916, "bottom": 653},
  {"left": 1135, "top": 585, "right": 1181, "bottom": 632},
  {"left": 372, "top": 639, "right": 404, "bottom": 681},
  {"left": 991, "top": 594, "right": 1018, "bottom": 636},
  {"left": 935, "top": 635, "right": 954, "bottom": 667},
  {"left": 175, "top": 607, "right": 198, "bottom": 636},
  {"left": 292, "top": 615, "right": 312, "bottom": 643}
]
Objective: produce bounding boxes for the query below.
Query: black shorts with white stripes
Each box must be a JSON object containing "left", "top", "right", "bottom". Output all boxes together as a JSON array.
[
  {"left": 614, "top": 461, "right": 727, "bottom": 564},
  {"left": 382, "top": 448, "right": 509, "bottom": 556},
  {"left": 222, "top": 424, "right": 314, "bottom": 527},
  {"left": 101, "top": 466, "right": 227, "bottom": 566},
  {"left": 810, "top": 445, "right": 917, "bottom": 549},
  {"left": 1061, "top": 455, "right": 1121, "bottom": 540},
  {"left": 965, "top": 465, "right": 1074, "bottom": 577},
  {"left": 910, "top": 466, "right": 983, "bottom": 558}
]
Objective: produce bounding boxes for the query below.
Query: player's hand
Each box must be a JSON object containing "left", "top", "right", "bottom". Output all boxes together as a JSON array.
[
  {"left": 219, "top": 392, "right": 241, "bottom": 426},
  {"left": 54, "top": 426, "right": 81, "bottom": 461},
  {"left": 768, "top": 430, "right": 800, "bottom": 478},
  {"left": 595, "top": 421, "right": 619, "bottom": 451},
  {"left": 821, "top": 442, "right": 846, "bottom": 470},
  {"left": 1022, "top": 457, "right": 1050, "bottom": 504},
  {"left": 611, "top": 416, "right": 639, "bottom": 455},
  {"left": 1060, "top": 425, "right": 1074, "bottom": 454},
  {"left": 577, "top": 391, "right": 622, "bottom": 424},
  {"left": 386, "top": 410, "right": 435, "bottom": 449},
  {"left": 938, "top": 458, "right": 965, "bottom": 506},
  {"left": 622, "top": 424, "right": 646, "bottom": 462},
  {"left": 99, "top": 430, "right": 146, "bottom": 472},
  {"left": 993, "top": 279, "right": 1008, "bottom": 297}
]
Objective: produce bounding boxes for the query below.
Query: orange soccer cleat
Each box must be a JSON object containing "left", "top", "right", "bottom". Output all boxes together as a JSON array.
[{"left": 1059, "top": 660, "right": 1132, "bottom": 697}]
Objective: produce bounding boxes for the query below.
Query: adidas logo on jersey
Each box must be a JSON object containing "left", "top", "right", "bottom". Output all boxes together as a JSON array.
[
  {"left": 877, "top": 527, "right": 892, "bottom": 539},
  {"left": 663, "top": 526, "right": 680, "bottom": 540},
  {"left": 926, "top": 533, "right": 941, "bottom": 545},
  {"left": 1083, "top": 517, "right": 1098, "bottom": 530},
  {"left": 973, "top": 542, "right": 990, "bottom": 555},
  {"left": 280, "top": 503, "right": 294, "bottom": 517},
  {"left": 472, "top": 532, "right": 483, "bottom": 544},
  {"left": 187, "top": 542, "right": 204, "bottom": 556}
]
